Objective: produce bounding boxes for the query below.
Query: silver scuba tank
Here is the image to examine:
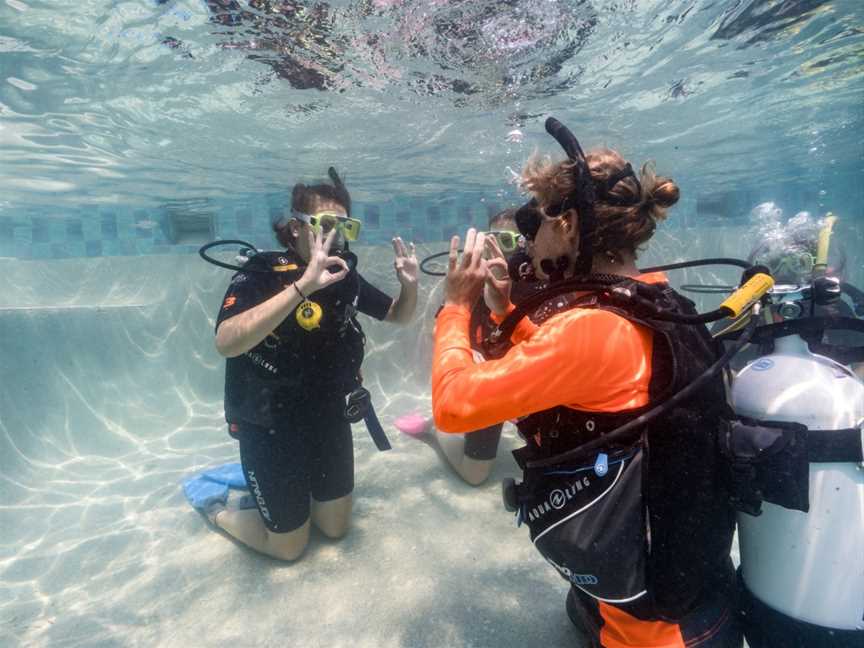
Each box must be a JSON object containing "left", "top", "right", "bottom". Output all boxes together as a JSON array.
[{"left": 731, "top": 296, "right": 864, "bottom": 632}]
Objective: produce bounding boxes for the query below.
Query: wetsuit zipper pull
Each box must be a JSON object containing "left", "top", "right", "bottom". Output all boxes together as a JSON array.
[{"left": 594, "top": 452, "right": 608, "bottom": 477}]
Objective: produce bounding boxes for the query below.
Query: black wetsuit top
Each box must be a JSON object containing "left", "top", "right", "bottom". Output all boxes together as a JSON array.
[{"left": 215, "top": 249, "right": 392, "bottom": 427}]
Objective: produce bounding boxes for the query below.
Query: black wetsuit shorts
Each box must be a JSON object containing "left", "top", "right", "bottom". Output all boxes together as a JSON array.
[
  {"left": 463, "top": 423, "right": 504, "bottom": 460},
  {"left": 232, "top": 399, "right": 354, "bottom": 533}
]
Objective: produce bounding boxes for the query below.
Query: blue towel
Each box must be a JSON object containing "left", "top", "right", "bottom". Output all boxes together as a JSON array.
[{"left": 183, "top": 463, "right": 248, "bottom": 510}]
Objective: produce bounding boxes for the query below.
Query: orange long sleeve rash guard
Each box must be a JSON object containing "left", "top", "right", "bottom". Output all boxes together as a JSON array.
[{"left": 431, "top": 274, "right": 668, "bottom": 434}]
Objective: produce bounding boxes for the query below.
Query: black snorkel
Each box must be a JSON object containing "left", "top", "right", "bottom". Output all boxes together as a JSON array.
[
  {"left": 543, "top": 117, "right": 597, "bottom": 278},
  {"left": 505, "top": 118, "right": 597, "bottom": 282}
]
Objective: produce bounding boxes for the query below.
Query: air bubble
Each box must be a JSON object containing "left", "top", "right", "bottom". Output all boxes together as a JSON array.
[{"left": 506, "top": 129, "right": 524, "bottom": 143}]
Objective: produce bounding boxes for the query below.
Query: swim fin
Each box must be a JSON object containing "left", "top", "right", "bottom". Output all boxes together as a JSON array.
[{"left": 183, "top": 475, "right": 229, "bottom": 511}]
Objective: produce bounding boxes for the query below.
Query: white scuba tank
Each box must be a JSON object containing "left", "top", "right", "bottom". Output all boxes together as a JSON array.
[{"left": 731, "top": 333, "right": 864, "bottom": 631}]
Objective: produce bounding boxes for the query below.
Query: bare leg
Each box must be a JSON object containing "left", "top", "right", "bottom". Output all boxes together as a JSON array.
[
  {"left": 214, "top": 508, "right": 310, "bottom": 561},
  {"left": 406, "top": 428, "right": 495, "bottom": 486},
  {"left": 311, "top": 494, "right": 352, "bottom": 539},
  {"left": 434, "top": 430, "right": 495, "bottom": 485}
]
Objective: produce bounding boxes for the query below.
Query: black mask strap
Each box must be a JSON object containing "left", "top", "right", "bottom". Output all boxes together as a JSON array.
[
  {"left": 597, "top": 163, "right": 642, "bottom": 206},
  {"left": 515, "top": 198, "right": 542, "bottom": 240}
]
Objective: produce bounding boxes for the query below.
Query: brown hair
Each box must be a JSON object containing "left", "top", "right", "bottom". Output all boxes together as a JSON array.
[
  {"left": 273, "top": 171, "right": 352, "bottom": 248},
  {"left": 520, "top": 147, "right": 679, "bottom": 257},
  {"left": 488, "top": 207, "right": 517, "bottom": 229}
]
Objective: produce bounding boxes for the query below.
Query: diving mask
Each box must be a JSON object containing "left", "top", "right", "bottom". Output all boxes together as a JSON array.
[
  {"left": 482, "top": 229, "right": 524, "bottom": 253},
  {"left": 770, "top": 251, "right": 815, "bottom": 281},
  {"left": 293, "top": 210, "right": 362, "bottom": 241}
]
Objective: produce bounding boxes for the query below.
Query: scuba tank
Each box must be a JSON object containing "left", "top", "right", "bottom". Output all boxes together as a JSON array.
[
  {"left": 731, "top": 299, "right": 864, "bottom": 640},
  {"left": 722, "top": 216, "right": 864, "bottom": 646}
]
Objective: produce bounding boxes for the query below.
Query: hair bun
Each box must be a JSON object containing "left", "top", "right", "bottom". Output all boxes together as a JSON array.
[{"left": 650, "top": 178, "right": 679, "bottom": 210}]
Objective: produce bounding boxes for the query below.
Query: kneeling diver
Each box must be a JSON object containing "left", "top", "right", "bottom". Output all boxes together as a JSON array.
[
  {"left": 432, "top": 118, "right": 772, "bottom": 647},
  {"left": 200, "top": 167, "right": 418, "bottom": 561}
]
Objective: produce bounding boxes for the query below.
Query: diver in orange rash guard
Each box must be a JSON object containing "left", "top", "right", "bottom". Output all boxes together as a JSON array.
[{"left": 432, "top": 119, "right": 741, "bottom": 648}]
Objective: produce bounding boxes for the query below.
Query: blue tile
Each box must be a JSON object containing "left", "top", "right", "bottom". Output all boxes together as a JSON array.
[
  {"left": 13, "top": 226, "right": 33, "bottom": 244},
  {"left": 150, "top": 214, "right": 169, "bottom": 241},
  {"left": 0, "top": 242, "right": 15, "bottom": 257},
  {"left": 82, "top": 219, "right": 100, "bottom": 240},
  {"left": 66, "top": 241, "right": 86, "bottom": 257},
  {"left": 119, "top": 240, "right": 137, "bottom": 255},
  {"left": 216, "top": 223, "right": 238, "bottom": 238},
  {"left": 101, "top": 213, "right": 118, "bottom": 239},
  {"left": 236, "top": 209, "right": 253, "bottom": 233},
  {"left": 32, "top": 217, "right": 50, "bottom": 243},
  {"left": 364, "top": 205, "right": 380, "bottom": 228},
  {"left": 427, "top": 205, "right": 441, "bottom": 226},
  {"left": 133, "top": 209, "right": 156, "bottom": 237},
  {"left": 0, "top": 220, "right": 12, "bottom": 241},
  {"left": 396, "top": 209, "right": 410, "bottom": 227},
  {"left": 51, "top": 218, "right": 67, "bottom": 241},
  {"left": 32, "top": 242, "right": 53, "bottom": 259},
  {"left": 50, "top": 243, "right": 73, "bottom": 259},
  {"left": 85, "top": 240, "right": 103, "bottom": 257},
  {"left": 117, "top": 213, "right": 136, "bottom": 239},
  {"left": 15, "top": 243, "right": 32, "bottom": 259},
  {"left": 101, "top": 240, "right": 122, "bottom": 256},
  {"left": 66, "top": 219, "right": 84, "bottom": 241}
]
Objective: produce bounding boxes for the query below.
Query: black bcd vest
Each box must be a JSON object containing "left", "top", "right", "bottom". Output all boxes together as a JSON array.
[
  {"left": 223, "top": 249, "right": 366, "bottom": 427},
  {"left": 511, "top": 284, "right": 736, "bottom": 622}
]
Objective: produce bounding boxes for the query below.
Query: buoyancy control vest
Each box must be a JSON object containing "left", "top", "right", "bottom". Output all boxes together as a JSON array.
[
  {"left": 508, "top": 284, "right": 736, "bottom": 621},
  {"left": 223, "top": 249, "right": 366, "bottom": 427}
]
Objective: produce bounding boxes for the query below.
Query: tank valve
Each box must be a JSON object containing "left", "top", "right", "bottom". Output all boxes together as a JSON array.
[{"left": 777, "top": 302, "right": 803, "bottom": 320}]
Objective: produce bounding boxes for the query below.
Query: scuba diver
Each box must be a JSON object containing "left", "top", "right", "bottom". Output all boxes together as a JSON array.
[
  {"left": 405, "top": 208, "right": 541, "bottom": 486},
  {"left": 715, "top": 206, "right": 864, "bottom": 377},
  {"left": 204, "top": 168, "right": 418, "bottom": 561},
  {"left": 707, "top": 210, "right": 864, "bottom": 648},
  {"left": 432, "top": 118, "right": 744, "bottom": 647}
]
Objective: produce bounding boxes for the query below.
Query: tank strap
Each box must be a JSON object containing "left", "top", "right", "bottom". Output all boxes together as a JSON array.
[{"left": 808, "top": 427, "right": 864, "bottom": 463}]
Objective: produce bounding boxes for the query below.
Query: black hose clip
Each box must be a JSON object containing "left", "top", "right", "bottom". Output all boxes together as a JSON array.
[
  {"left": 502, "top": 478, "right": 520, "bottom": 512},
  {"left": 812, "top": 275, "right": 842, "bottom": 306},
  {"left": 344, "top": 387, "right": 392, "bottom": 451}
]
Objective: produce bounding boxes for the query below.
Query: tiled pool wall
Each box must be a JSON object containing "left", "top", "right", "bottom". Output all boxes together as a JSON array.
[{"left": 0, "top": 178, "right": 857, "bottom": 260}]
